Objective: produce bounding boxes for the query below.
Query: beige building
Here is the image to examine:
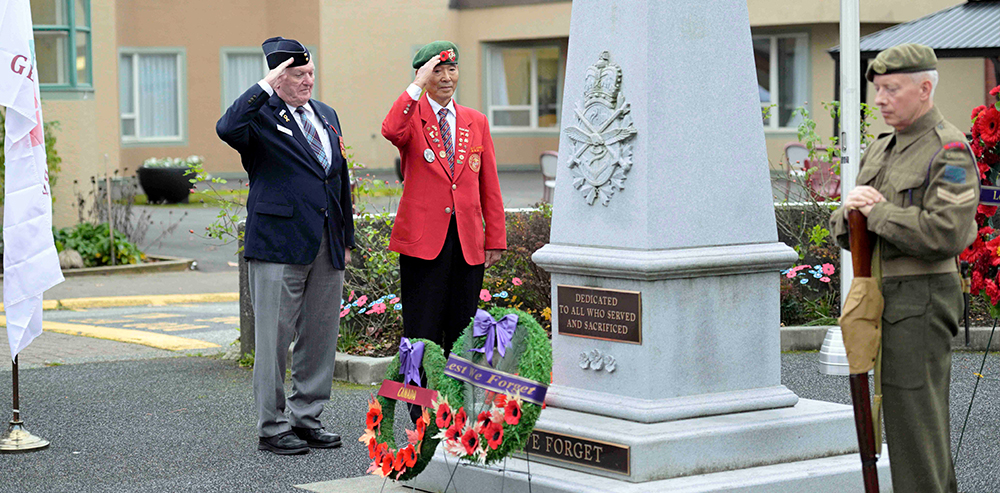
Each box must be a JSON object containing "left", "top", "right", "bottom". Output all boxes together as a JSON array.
[{"left": 33, "top": 0, "right": 997, "bottom": 226}]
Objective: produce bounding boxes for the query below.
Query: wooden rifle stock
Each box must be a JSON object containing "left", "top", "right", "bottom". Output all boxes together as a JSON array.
[{"left": 847, "top": 209, "right": 880, "bottom": 493}]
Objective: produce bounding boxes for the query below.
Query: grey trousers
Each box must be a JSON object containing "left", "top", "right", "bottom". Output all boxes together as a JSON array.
[{"left": 248, "top": 230, "right": 344, "bottom": 438}]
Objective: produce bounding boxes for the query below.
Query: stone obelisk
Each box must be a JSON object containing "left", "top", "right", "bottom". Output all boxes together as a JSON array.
[{"left": 412, "top": 1, "right": 891, "bottom": 490}]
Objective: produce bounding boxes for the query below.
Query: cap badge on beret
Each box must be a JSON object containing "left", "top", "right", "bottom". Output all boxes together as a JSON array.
[
  {"left": 262, "top": 36, "right": 310, "bottom": 70},
  {"left": 439, "top": 49, "right": 456, "bottom": 63}
]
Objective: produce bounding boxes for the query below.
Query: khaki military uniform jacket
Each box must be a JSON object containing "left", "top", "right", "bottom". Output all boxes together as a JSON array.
[{"left": 830, "top": 107, "right": 978, "bottom": 274}]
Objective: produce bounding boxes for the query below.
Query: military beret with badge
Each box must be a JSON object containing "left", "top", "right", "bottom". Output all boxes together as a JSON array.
[
  {"left": 262, "top": 36, "right": 311, "bottom": 70},
  {"left": 412, "top": 40, "right": 459, "bottom": 69},
  {"left": 866, "top": 43, "right": 937, "bottom": 82}
]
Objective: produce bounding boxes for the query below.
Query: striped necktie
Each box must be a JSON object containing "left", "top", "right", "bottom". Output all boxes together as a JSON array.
[
  {"left": 296, "top": 106, "right": 329, "bottom": 173},
  {"left": 438, "top": 107, "right": 455, "bottom": 175}
]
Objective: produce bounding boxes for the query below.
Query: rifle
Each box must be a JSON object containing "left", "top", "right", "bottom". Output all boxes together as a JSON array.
[{"left": 847, "top": 209, "right": 880, "bottom": 493}]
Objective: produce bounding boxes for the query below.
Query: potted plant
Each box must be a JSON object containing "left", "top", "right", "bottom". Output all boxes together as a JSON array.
[{"left": 137, "top": 156, "right": 202, "bottom": 204}]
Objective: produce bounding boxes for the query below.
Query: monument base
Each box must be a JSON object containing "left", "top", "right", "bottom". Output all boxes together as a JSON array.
[{"left": 408, "top": 399, "right": 893, "bottom": 491}]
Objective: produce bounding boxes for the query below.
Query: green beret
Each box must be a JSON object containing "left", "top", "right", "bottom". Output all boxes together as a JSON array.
[
  {"left": 866, "top": 43, "right": 937, "bottom": 82},
  {"left": 412, "top": 40, "right": 459, "bottom": 69}
]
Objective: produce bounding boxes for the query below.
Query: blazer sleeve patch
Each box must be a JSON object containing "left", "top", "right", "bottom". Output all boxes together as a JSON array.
[
  {"left": 937, "top": 188, "right": 976, "bottom": 205},
  {"left": 942, "top": 141, "right": 966, "bottom": 151},
  {"left": 941, "top": 164, "right": 967, "bottom": 184}
]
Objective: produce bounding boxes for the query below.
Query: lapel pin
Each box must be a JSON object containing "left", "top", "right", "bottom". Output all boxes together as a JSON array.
[
  {"left": 439, "top": 150, "right": 447, "bottom": 158},
  {"left": 424, "top": 149, "right": 435, "bottom": 163}
]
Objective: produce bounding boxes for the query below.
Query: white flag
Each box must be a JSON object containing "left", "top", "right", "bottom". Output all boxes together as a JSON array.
[{"left": 0, "top": 0, "right": 65, "bottom": 360}]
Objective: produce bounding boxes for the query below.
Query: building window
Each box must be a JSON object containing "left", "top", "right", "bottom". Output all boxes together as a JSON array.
[
  {"left": 31, "top": 0, "right": 91, "bottom": 89},
  {"left": 119, "top": 50, "right": 184, "bottom": 143},
  {"left": 221, "top": 50, "right": 267, "bottom": 112},
  {"left": 485, "top": 43, "right": 564, "bottom": 131},
  {"left": 753, "top": 33, "right": 808, "bottom": 129}
]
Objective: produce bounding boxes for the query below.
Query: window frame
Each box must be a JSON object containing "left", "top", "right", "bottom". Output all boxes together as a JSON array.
[
  {"left": 118, "top": 47, "right": 187, "bottom": 147},
  {"left": 219, "top": 47, "right": 268, "bottom": 114},
  {"left": 33, "top": 0, "right": 92, "bottom": 92},
  {"left": 752, "top": 31, "right": 810, "bottom": 132},
  {"left": 483, "top": 41, "right": 564, "bottom": 135}
]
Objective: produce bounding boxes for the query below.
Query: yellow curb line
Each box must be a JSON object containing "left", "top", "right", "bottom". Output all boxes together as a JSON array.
[
  {"left": 0, "top": 292, "right": 240, "bottom": 312},
  {"left": 0, "top": 316, "right": 222, "bottom": 352}
]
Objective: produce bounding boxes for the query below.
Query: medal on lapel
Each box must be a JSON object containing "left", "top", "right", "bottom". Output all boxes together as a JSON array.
[{"left": 424, "top": 149, "right": 435, "bottom": 163}]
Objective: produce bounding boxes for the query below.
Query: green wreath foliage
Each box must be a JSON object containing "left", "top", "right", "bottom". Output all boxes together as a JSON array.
[
  {"left": 438, "top": 307, "right": 552, "bottom": 464},
  {"left": 373, "top": 338, "right": 447, "bottom": 481}
]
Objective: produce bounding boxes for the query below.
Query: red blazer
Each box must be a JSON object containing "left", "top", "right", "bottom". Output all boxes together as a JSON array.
[{"left": 382, "top": 91, "right": 506, "bottom": 264}]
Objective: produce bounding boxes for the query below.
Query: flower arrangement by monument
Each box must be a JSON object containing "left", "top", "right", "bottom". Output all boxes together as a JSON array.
[
  {"left": 960, "top": 85, "right": 1000, "bottom": 316},
  {"left": 360, "top": 338, "right": 447, "bottom": 481},
  {"left": 435, "top": 307, "right": 552, "bottom": 465}
]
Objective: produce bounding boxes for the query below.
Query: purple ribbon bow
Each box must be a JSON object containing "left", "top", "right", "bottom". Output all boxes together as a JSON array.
[
  {"left": 399, "top": 338, "right": 425, "bottom": 387},
  {"left": 467, "top": 309, "right": 518, "bottom": 367}
]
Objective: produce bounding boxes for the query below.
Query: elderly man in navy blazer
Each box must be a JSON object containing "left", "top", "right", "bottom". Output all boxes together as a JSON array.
[{"left": 217, "top": 37, "right": 354, "bottom": 455}]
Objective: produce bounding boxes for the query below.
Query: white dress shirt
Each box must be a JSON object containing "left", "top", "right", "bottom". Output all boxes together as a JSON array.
[
  {"left": 407, "top": 83, "right": 456, "bottom": 146},
  {"left": 259, "top": 80, "right": 333, "bottom": 163}
]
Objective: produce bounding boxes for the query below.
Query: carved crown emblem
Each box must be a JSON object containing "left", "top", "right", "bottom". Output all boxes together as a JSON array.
[{"left": 583, "top": 51, "right": 622, "bottom": 107}]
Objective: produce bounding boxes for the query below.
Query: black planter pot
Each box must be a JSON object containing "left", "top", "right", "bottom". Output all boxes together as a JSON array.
[{"left": 137, "top": 166, "right": 191, "bottom": 204}]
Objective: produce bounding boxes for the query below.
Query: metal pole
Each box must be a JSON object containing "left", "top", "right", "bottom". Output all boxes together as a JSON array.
[
  {"left": 104, "top": 153, "right": 115, "bottom": 266},
  {"left": 839, "top": 0, "right": 862, "bottom": 310},
  {"left": 0, "top": 356, "right": 49, "bottom": 452}
]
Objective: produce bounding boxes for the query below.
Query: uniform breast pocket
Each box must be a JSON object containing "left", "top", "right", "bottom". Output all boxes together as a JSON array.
[
  {"left": 881, "top": 278, "right": 930, "bottom": 389},
  {"left": 889, "top": 171, "right": 926, "bottom": 207}
]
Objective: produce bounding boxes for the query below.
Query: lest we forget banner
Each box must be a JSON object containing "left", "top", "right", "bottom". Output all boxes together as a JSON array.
[{"left": 0, "top": 0, "right": 65, "bottom": 360}]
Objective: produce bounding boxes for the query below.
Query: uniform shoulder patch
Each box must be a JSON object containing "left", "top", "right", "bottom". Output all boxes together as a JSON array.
[
  {"left": 942, "top": 164, "right": 967, "bottom": 184},
  {"left": 942, "top": 141, "right": 965, "bottom": 151}
]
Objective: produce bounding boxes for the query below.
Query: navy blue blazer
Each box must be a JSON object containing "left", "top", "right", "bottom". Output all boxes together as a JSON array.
[{"left": 217, "top": 85, "right": 355, "bottom": 269}]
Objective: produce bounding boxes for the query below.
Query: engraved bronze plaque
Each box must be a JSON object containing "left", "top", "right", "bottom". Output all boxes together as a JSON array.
[
  {"left": 523, "top": 429, "right": 630, "bottom": 475},
  {"left": 556, "top": 285, "right": 642, "bottom": 344}
]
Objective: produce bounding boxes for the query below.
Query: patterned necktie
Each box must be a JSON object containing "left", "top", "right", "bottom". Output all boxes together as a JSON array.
[
  {"left": 296, "top": 106, "right": 329, "bottom": 173},
  {"left": 438, "top": 107, "right": 455, "bottom": 175}
]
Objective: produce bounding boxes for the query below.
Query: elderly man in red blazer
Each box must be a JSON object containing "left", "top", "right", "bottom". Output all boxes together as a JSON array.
[{"left": 382, "top": 40, "right": 506, "bottom": 370}]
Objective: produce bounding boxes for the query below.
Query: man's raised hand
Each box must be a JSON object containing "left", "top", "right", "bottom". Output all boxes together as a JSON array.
[
  {"left": 264, "top": 57, "right": 295, "bottom": 92},
  {"left": 413, "top": 56, "right": 441, "bottom": 90}
]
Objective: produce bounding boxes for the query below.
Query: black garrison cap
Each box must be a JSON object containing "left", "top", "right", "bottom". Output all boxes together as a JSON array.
[{"left": 262, "top": 36, "right": 310, "bottom": 70}]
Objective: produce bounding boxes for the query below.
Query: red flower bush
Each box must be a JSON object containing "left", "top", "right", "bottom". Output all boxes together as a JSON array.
[
  {"left": 975, "top": 107, "right": 1000, "bottom": 148},
  {"left": 963, "top": 90, "right": 1000, "bottom": 315}
]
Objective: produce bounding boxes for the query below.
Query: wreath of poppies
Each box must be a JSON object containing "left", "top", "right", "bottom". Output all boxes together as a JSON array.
[
  {"left": 960, "top": 86, "right": 1000, "bottom": 316},
  {"left": 434, "top": 307, "right": 552, "bottom": 464},
  {"left": 359, "top": 338, "right": 447, "bottom": 481}
]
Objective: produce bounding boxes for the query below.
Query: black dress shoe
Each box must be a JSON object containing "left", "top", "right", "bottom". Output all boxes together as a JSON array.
[
  {"left": 292, "top": 427, "right": 342, "bottom": 449},
  {"left": 258, "top": 431, "right": 309, "bottom": 455}
]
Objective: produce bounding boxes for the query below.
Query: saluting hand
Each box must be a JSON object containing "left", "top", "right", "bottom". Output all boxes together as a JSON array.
[
  {"left": 413, "top": 56, "right": 441, "bottom": 90},
  {"left": 264, "top": 57, "right": 295, "bottom": 92},
  {"left": 844, "top": 185, "right": 885, "bottom": 217}
]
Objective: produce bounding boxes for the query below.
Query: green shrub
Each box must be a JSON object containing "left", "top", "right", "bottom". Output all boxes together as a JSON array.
[{"left": 53, "top": 222, "right": 144, "bottom": 267}]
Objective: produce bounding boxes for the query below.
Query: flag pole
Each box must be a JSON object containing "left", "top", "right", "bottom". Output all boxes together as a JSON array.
[
  {"left": 0, "top": 356, "right": 49, "bottom": 452},
  {"left": 105, "top": 153, "right": 115, "bottom": 266}
]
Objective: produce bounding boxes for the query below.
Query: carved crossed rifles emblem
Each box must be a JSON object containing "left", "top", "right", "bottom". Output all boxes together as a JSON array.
[{"left": 565, "top": 51, "right": 638, "bottom": 206}]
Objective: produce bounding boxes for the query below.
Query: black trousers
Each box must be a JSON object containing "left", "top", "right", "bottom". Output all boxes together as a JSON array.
[{"left": 399, "top": 215, "right": 485, "bottom": 357}]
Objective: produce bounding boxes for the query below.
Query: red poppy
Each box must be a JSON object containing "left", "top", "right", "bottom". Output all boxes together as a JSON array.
[
  {"left": 461, "top": 428, "right": 481, "bottom": 455},
  {"left": 436, "top": 402, "right": 452, "bottom": 429},
  {"left": 494, "top": 394, "right": 507, "bottom": 408},
  {"left": 485, "top": 421, "right": 504, "bottom": 450},
  {"left": 476, "top": 410, "right": 492, "bottom": 431},
  {"left": 416, "top": 416, "right": 427, "bottom": 441},
  {"left": 974, "top": 107, "right": 1000, "bottom": 147},
  {"left": 504, "top": 400, "right": 522, "bottom": 426},
  {"left": 380, "top": 450, "right": 395, "bottom": 476},
  {"left": 394, "top": 448, "right": 406, "bottom": 472},
  {"left": 403, "top": 444, "right": 417, "bottom": 467},
  {"left": 454, "top": 407, "right": 468, "bottom": 431},
  {"left": 366, "top": 407, "right": 383, "bottom": 430},
  {"left": 445, "top": 423, "right": 463, "bottom": 443},
  {"left": 367, "top": 437, "right": 378, "bottom": 459},
  {"left": 439, "top": 50, "right": 449, "bottom": 61}
]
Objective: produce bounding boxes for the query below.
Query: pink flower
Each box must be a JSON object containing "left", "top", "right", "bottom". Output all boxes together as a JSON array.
[
  {"left": 785, "top": 271, "right": 796, "bottom": 279},
  {"left": 371, "top": 303, "right": 387, "bottom": 314},
  {"left": 356, "top": 295, "right": 368, "bottom": 306},
  {"left": 820, "top": 277, "right": 831, "bottom": 283},
  {"left": 794, "top": 265, "right": 810, "bottom": 271},
  {"left": 511, "top": 278, "right": 523, "bottom": 286},
  {"left": 821, "top": 263, "right": 835, "bottom": 275},
  {"left": 340, "top": 308, "right": 350, "bottom": 318},
  {"left": 479, "top": 289, "right": 491, "bottom": 302},
  {"left": 348, "top": 291, "right": 355, "bottom": 302},
  {"left": 389, "top": 297, "right": 400, "bottom": 304}
]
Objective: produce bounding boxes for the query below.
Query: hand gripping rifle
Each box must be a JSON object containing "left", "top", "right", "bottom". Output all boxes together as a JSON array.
[{"left": 845, "top": 209, "right": 881, "bottom": 492}]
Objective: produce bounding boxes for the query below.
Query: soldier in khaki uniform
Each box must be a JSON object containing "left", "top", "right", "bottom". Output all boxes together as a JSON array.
[{"left": 830, "top": 43, "right": 977, "bottom": 493}]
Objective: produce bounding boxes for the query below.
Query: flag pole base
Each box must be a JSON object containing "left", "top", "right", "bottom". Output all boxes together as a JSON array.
[{"left": 0, "top": 420, "right": 49, "bottom": 453}]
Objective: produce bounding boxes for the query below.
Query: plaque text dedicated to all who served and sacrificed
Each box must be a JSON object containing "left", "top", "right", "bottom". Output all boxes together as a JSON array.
[{"left": 556, "top": 285, "right": 641, "bottom": 344}]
